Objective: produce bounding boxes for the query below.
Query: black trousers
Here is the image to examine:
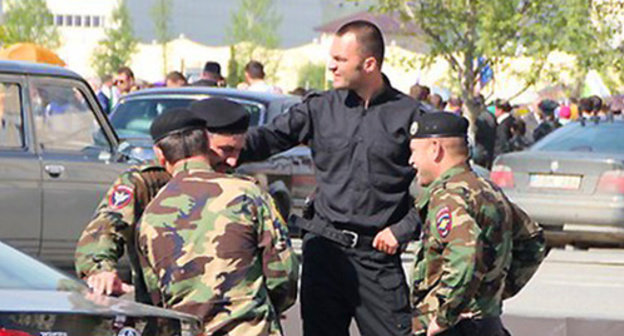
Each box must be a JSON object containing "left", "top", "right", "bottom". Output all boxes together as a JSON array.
[{"left": 301, "top": 234, "right": 412, "bottom": 336}]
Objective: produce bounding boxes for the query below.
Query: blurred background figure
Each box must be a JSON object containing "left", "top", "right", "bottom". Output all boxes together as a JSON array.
[
  {"left": 445, "top": 96, "right": 463, "bottom": 115},
  {"left": 533, "top": 99, "right": 560, "bottom": 143},
  {"left": 494, "top": 99, "right": 515, "bottom": 157},
  {"left": 193, "top": 61, "right": 225, "bottom": 87},
  {"left": 472, "top": 94, "right": 497, "bottom": 169},
  {"left": 240, "top": 60, "right": 282, "bottom": 93},
  {"left": 165, "top": 71, "right": 187, "bottom": 88},
  {"left": 429, "top": 93, "right": 445, "bottom": 110},
  {"left": 509, "top": 118, "right": 531, "bottom": 151}
]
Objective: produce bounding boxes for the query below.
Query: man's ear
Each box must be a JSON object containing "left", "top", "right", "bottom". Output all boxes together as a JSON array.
[
  {"left": 363, "top": 56, "right": 378, "bottom": 73},
  {"left": 431, "top": 139, "right": 444, "bottom": 162},
  {"left": 153, "top": 145, "right": 167, "bottom": 167}
]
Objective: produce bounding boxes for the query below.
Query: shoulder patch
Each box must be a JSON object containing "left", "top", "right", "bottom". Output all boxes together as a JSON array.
[
  {"left": 436, "top": 206, "right": 452, "bottom": 238},
  {"left": 109, "top": 185, "right": 134, "bottom": 210}
]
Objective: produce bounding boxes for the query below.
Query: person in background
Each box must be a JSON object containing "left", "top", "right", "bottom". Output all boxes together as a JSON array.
[
  {"left": 193, "top": 61, "right": 225, "bottom": 87},
  {"left": 509, "top": 118, "right": 531, "bottom": 151},
  {"left": 445, "top": 96, "right": 463, "bottom": 115},
  {"left": 533, "top": 99, "right": 560, "bottom": 143},
  {"left": 493, "top": 99, "right": 515, "bottom": 157},
  {"left": 240, "top": 61, "right": 282, "bottom": 94},
  {"left": 472, "top": 94, "right": 497, "bottom": 169},
  {"left": 165, "top": 71, "right": 187, "bottom": 88},
  {"left": 429, "top": 93, "right": 445, "bottom": 111}
]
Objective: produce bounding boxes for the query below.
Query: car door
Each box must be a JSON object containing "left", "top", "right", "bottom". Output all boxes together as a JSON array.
[
  {"left": 29, "top": 76, "right": 128, "bottom": 267},
  {"left": 0, "top": 75, "right": 42, "bottom": 257}
]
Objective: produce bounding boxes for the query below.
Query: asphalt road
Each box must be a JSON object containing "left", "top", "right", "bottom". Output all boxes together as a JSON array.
[{"left": 281, "top": 246, "right": 624, "bottom": 336}]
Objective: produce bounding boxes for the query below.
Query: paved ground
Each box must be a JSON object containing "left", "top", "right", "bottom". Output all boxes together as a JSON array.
[{"left": 282, "top": 246, "right": 624, "bottom": 336}]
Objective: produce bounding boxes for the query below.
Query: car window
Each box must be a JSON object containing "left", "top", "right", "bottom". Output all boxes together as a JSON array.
[
  {"left": 0, "top": 242, "right": 82, "bottom": 291},
  {"left": 532, "top": 122, "right": 624, "bottom": 153},
  {"left": 111, "top": 98, "right": 195, "bottom": 139},
  {"left": 0, "top": 82, "right": 24, "bottom": 149},
  {"left": 31, "top": 80, "right": 111, "bottom": 153},
  {"left": 110, "top": 96, "right": 263, "bottom": 139}
]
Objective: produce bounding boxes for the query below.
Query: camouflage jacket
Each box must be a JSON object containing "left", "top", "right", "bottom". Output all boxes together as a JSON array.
[
  {"left": 411, "top": 163, "right": 545, "bottom": 334},
  {"left": 74, "top": 164, "right": 170, "bottom": 280},
  {"left": 137, "top": 160, "right": 299, "bottom": 336}
]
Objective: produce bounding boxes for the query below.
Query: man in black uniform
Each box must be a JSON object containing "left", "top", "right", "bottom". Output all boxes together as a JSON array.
[{"left": 239, "top": 20, "right": 422, "bottom": 336}]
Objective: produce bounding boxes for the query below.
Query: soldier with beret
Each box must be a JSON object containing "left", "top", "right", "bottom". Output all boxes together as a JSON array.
[
  {"left": 74, "top": 98, "right": 252, "bottom": 302},
  {"left": 408, "top": 112, "right": 546, "bottom": 336},
  {"left": 136, "top": 107, "right": 298, "bottom": 335}
]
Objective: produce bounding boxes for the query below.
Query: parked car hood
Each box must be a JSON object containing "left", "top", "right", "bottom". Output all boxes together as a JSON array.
[{"left": 0, "top": 288, "right": 196, "bottom": 320}]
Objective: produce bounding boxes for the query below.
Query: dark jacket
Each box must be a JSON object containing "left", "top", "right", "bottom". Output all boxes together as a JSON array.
[
  {"left": 494, "top": 114, "right": 515, "bottom": 157},
  {"left": 473, "top": 110, "right": 497, "bottom": 168}
]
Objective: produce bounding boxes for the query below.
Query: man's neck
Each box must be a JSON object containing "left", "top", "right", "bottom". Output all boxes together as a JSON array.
[
  {"left": 248, "top": 78, "right": 266, "bottom": 85},
  {"left": 354, "top": 73, "right": 384, "bottom": 109},
  {"left": 169, "top": 156, "right": 211, "bottom": 175}
]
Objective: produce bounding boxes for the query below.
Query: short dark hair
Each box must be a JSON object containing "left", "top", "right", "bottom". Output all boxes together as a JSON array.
[
  {"left": 156, "top": 128, "right": 209, "bottom": 164},
  {"left": 495, "top": 99, "right": 512, "bottom": 113},
  {"left": 336, "top": 20, "right": 385, "bottom": 67},
  {"left": 166, "top": 71, "right": 187, "bottom": 84},
  {"left": 511, "top": 118, "right": 526, "bottom": 135},
  {"left": 589, "top": 95, "right": 603, "bottom": 112},
  {"left": 244, "top": 61, "right": 265, "bottom": 79},
  {"left": 579, "top": 97, "right": 593, "bottom": 113},
  {"left": 203, "top": 61, "right": 221, "bottom": 75},
  {"left": 116, "top": 66, "right": 134, "bottom": 80},
  {"left": 409, "top": 84, "right": 430, "bottom": 101}
]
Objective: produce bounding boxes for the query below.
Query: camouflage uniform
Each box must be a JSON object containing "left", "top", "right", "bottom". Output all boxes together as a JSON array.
[
  {"left": 411, "top": 163, "right": 545, "bottom": 335},
  {"left": 74, "top": 164, "right": 170, "bottom": 302},
  {"left": 137, "top": 160, "right": 298, "bottom": 335}
]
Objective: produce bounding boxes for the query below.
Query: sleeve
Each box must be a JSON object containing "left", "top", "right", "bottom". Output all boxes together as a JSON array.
[
  {"left": 74, "top": 171, "right": 138, "bottom": 278},
  {"left": 389, "top": 206, "right": 422, "bottom": 244},
  {"left": 503, "top": 201, "right": 546, "bottom": 299},
  {"left": 239, "top": 96, "right": 316, "bottom": 164},
  {"left": 136, "top": 215, "right": 164, "bottom": 307},
  {"left": 255, "top": 190, "right": 300, "bottom": 313},
  {"left": 429, "top": 193, "right": 485, "bottom": 329}
]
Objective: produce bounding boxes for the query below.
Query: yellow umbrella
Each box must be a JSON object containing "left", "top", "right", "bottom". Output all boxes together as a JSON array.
[{"left": 0, "top": 42, "right": 65, "bottom": 66}]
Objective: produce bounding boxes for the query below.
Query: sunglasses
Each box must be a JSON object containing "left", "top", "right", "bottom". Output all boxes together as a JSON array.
[{"left": 114, "top": 79, "right": 126, "bottom": 85}]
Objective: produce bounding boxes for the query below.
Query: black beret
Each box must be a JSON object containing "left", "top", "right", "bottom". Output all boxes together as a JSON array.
[
  {"left": 149, "top": 107, "right": 206, "bottom": 142},
  {"left": 189, "top": 98, "right": 250, "bottom": 134},
  {"left": 410, "top": 112, "right": 469, "bottom": 139}
]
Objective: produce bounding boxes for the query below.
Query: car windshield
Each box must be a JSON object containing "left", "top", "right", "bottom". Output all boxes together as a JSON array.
[
  {"left": 531, "top": 122, "right": 624, "bottom": 154},
  {"left": 0, "top": 242, "right": 83, "bottom": 291},
  {"left": 110, "top": 97, "right": 263, "bottom": 139}
]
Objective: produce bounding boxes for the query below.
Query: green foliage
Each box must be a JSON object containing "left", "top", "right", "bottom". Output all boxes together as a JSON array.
[
  {"left": 151, "top": 0, "right": 173, "bottom": 76},
  {"left": 91, "top": 0, "right": 138, "bottom": 79},
  {"left": 0, "top": 0, "right": 60, "bottom": 48},
  {"left": 226, "top": 0, "right": 283, "bottom": 83},
  {"left": 297, "top": 62, "right": 327, "bottom": 90},
  {"left": 227, "top": 45, "right": 243, "bottom": 87},
  {"left": 374, "top": 0, "right": 624, "bottom": 118}
]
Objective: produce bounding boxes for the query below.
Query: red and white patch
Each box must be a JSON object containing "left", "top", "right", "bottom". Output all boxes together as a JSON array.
[
  {"left": 108, "top": 185, "right": 134, "bottom": 210},
  {"left": 436, "top": 206, "right": 453, "bottom": 238}
]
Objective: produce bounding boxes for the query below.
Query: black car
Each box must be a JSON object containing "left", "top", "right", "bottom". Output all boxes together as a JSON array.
[
  {"left": 110, "top": 87, "right": 316, "bottom": 217},
  {"left": 0, "top": 240, "right": 201, "bottom": 335}
]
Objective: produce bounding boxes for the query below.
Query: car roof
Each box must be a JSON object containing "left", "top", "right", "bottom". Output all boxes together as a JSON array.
[
  {"left": 124, "top": 87, "right": 297, "bottom": 104},
  {"left": 0, "top": 60, "right": 83, "bottom": 80}
]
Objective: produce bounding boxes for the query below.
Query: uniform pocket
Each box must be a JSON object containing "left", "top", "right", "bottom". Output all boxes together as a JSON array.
[{"left": 378, "top": 270, "right": 412, "bottom": 330}]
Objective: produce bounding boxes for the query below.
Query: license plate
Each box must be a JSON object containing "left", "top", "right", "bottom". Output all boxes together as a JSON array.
[{"left": 529, "top": 174, "right": 582, "bottom": 190}]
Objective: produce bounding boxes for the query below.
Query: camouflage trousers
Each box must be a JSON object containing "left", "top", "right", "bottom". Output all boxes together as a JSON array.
[{"left": 435, "top": 317, "right": 511, "bottom": 336}]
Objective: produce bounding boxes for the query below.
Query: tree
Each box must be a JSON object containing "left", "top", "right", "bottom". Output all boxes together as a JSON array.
[
  {"left": 151, "top": 0, "right": 173, "bottom": 76},
  {"left": 374, "top": 0, "right": 624, "bottom": 119},
  {"left": 91, "top": 0, "right": 138, "bottom": 79},
  {"left": 297, "top": 62, "right": 327, "bottom": 91},
  {"left": 0, "top": 0, "right": 60, "bottom": 48},
  {"left": 226, "top": 0, "right": 283, "bottom": 84}
]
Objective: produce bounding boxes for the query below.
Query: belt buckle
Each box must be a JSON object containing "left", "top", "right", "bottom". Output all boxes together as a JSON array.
[{"left": 341, "top": 230, "right": 358, "bottom": 248}]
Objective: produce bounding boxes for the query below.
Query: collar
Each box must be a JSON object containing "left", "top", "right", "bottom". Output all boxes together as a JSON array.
[
  {"left": 172, "top": 159, "right": 213, "bottom": 176},
  {"left": 414, "top": 163, "right": 471, "bottom": 209},
  {"left": 497, "top": 112, "right": 512, "bottom": 124},
  {"left": 345, "top": 74, "right": 394, "bottom": 107}
]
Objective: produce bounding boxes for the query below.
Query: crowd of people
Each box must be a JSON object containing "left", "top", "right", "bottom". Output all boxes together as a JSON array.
[
  {"left": 408, "top": 84, "right": 623, "bottom": 169},
  {"left": 75, "top": 19, "right": 550, "bottom": 336}
]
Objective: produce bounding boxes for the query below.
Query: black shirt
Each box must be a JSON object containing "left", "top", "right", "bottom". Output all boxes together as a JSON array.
[{"left": 240, "top": 82, "right": 422, "bottom": 243}]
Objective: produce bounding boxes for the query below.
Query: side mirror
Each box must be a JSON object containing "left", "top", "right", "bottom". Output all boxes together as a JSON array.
[{"left": 115, "top": 140, "right": 148, "bottom": 164}]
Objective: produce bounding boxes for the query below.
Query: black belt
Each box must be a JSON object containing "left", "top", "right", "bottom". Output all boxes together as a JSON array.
[{"left": 289, "top": 215, "right": 375, "bottom": 249}]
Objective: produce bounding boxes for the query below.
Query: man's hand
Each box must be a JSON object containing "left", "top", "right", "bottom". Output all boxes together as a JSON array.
[
  {"left": 86, "top": 271, "right": 133, "bottom": 296},
  {"left": 426, "top": 317, "right": 445, "bottom": 336},
  {"left": 372, "top": 227, "right": 399, "bottom": 255}
]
